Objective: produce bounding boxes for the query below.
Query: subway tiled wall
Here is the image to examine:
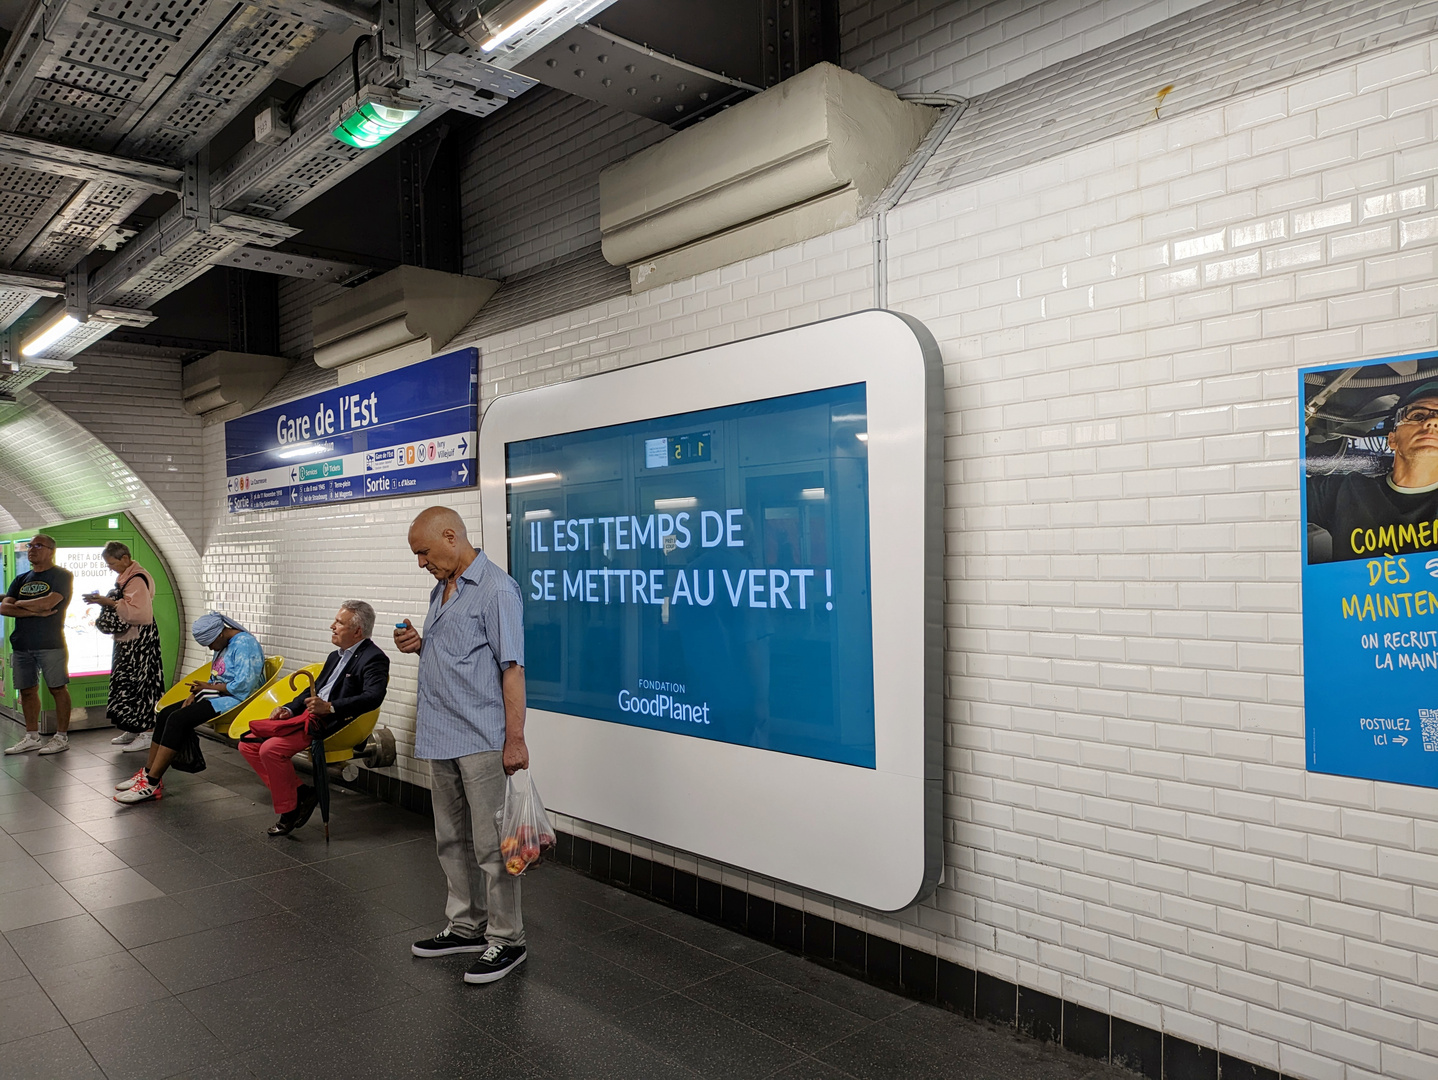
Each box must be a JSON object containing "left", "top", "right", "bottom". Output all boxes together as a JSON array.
[
  {"left": 840, "top": 0, "right": 1213, "bottom": 99},
  {"left": 32, "top": 4, "right": 1438, "bottom": 1079}
]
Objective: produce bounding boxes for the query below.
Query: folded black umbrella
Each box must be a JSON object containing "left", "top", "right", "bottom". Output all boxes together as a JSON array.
[{"left": 289, "top": 670, "right": 331, "bottom": 842}]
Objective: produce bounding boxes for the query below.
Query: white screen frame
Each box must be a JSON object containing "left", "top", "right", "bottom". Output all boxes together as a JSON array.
[{"left": 479, "top": 310, "right": 942, "bottom": 910}]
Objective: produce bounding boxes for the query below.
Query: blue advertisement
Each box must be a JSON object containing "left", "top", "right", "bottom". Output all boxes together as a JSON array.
[
  {"left": 506, "top": 383, "right": 876, "bottom": 768},
  {"left": 224, "top": 348, "right": 477, "bottom": 513},
  {"left": 1302, "top": 352, "right": 1438, "bottom": 789}
]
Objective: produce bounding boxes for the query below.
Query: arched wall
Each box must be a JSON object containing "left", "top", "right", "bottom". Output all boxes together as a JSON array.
[{"left": 0, "top": 388, "right": 208, "bottom": 677}]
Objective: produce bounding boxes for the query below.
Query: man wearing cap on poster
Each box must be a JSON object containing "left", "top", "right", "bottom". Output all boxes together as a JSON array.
[
  {"left": 2, "top": 534, "right": 73, "bottom": 756},
  {"left": 395, "top": 506, "right": 529, "bottom": 986},
  {"left": 1308, "top": 378, "right": 1438, "bottom": 562}
]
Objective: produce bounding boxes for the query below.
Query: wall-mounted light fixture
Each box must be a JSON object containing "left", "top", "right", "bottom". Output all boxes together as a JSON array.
[{"left": 331, "top": 88, "right": 423, "bottom": 150}]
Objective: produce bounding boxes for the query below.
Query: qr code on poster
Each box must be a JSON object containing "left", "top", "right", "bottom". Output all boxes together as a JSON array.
[{"left": 1422, "top": 709, "right": 1438, "bottom": 752}]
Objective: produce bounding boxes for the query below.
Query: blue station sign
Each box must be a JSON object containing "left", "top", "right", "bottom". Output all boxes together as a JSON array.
[{"left": 225, "top": 348, "right": 478, "bottom": 513}]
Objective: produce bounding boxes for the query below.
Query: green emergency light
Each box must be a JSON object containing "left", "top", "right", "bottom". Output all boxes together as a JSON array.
[{"left": 331, "top": 90, "right": 422, "bottom": 150}]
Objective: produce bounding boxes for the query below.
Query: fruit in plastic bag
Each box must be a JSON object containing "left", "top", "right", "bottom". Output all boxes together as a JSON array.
[{"left": 494, "top": 769, "right": 556, "bottom": 876}]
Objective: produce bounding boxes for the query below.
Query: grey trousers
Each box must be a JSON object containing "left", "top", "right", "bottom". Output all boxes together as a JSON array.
[{"left": 429, "top": 751, "right": 524, "bottom": 946}]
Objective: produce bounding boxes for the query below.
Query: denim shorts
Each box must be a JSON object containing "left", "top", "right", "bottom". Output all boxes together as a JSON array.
[{"left": 12, "top": 648, "right": 68, "bottom": 690}]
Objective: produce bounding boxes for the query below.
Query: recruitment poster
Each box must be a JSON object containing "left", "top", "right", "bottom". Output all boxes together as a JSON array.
[{"left": 1301, "top": 351, "right": 1438, "bottom": 788}]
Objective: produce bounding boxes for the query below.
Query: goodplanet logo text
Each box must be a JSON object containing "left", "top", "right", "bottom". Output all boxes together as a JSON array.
[{"left": 618, "top": 689, "right": 711, "bottom": 725}]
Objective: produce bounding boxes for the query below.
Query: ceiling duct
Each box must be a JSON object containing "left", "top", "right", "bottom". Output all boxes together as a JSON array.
[
  {"left": 599, "top": 62, "right": 936, "bottom": 292},
  {"left": 182, "top": 352, "right": 293, "bottom": 423},
  {"left": 311, "top": 265, "right": 498, "bottom": 381}
]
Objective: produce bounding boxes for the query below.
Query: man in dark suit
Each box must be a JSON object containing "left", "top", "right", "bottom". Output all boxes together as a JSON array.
[{"left": 241, "top": 601, "right": 389, "bottom": 836}]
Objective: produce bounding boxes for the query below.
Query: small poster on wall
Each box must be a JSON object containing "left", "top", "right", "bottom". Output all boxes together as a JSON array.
[{"left": 1301, "top": 351, "right": 1438, "bottom": 789}]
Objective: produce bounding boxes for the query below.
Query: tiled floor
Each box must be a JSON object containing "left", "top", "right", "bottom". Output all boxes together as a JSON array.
[{"left": 1, "top": 724, "right": 1138, "bottom": 1080}]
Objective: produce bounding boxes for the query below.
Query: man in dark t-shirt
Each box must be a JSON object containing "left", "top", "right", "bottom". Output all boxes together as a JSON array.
[
  {"left": 1, "top": 534, "right": 73, "bottom": 755},
  {"left": 1307, "top": 382, "right": 1438, "bottom": 563}
]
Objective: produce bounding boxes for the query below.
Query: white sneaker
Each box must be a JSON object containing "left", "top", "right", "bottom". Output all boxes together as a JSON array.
[
  {"left": 4, "top": 732, "right": 43, "bottom": 754},
  {"left": 114, "top": 774, "right": 162, "bottom": 804},
  {"left": 116, "top": 768, "right": 146, "bottom": 791},
  {"left": 38, "top": 733, "right": 69, "bottom": 755},
  {"left": 121, "top": 732, "right": 152, "bottom": 753},
  {"left": 111, "top": 731, "right": 137, "bottom": 745}
]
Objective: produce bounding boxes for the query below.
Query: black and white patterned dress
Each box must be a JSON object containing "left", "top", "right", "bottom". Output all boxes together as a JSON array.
[{"left": 108, "top": 616, "right": 165, "bottom": 733}]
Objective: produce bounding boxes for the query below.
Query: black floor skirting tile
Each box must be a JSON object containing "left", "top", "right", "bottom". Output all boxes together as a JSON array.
[
  {"left": 1165, "top": 1037, "right": 1218, "bottom": 1080},
  {"left": 803, "top": 913, "right": 834, "bottom": 960},
  {"left": 865, "top": 935, "right": 901, "bottom": 990},
  {"left": 1062, "top": 1001, "right": 1110, "bottom": 1060},
  {"left": 1219, "top": 1054, "right": 1281, "bottom": 1080},
  {"left": 975, "top": 971, "right": 1017, "bottom": 1026},
  {"left": 1017, "top": 986, "right": 1061, "bottom": 1043},
  {"left": 900, "top": 945, "right": 936, "bottom": 1001},
  {"left": 937, "top": 959, "right": 975, "bottom": 1017},
  {"left": 1112, "top": 1017, "right": 1163, "bottom": 1080}
]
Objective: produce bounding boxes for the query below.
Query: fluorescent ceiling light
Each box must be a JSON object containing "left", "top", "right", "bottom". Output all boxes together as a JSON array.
[
  {"left": 654, "top": 497, "right": 698, "bottom": 510},
  {"left": 800, "top": 488, "right": 826, "bottom": 500},
  {"left": 523, "top": 508, "right": 554, "bottom": 521},
  {"left": 481, "top": 0, "right": 569, "bottom": 51},
  {"left": 277, "top": 442, "right": 332, "bottom": 460},
  {"left": 21, "top": 313, "right": 79, "bottom": 357},
  {"left": 507, "top": 471, "right": 560, "bottom": 485},
  {"left": 855, "top": 432, "right": 868, "bottom": 442}
]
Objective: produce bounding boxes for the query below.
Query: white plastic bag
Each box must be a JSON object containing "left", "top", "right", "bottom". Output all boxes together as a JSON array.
[{"left": 494, "top": 769, "right": 556, "bottom": 876}]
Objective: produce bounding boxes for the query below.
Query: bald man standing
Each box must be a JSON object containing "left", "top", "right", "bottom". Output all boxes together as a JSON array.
[{"left": 396, "top": 506, "right": 530, "bottom": 985}]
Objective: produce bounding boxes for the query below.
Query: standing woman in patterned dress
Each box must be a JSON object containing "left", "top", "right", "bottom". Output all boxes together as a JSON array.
[{"left": 85, "top": 541, "right": 165, "bottom": 753}]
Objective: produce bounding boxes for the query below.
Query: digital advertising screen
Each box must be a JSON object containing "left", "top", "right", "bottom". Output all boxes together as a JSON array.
[
  {"left": 507, "top": 383, "right": 876, "bottom": 769},
  {"left": 481, "top": 310, "right": 942, "bottom": 910},
  {"left": 57, "top": 547, "right": 113, "bottom": 678},
  {"left": 1301, "top": 351, "right": 1438, "bottom": 789}
]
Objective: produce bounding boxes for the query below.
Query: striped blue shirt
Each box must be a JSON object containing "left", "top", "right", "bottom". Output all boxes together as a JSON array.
[{"left": 414, "top": 549, "right": 525, "bottom": 760}]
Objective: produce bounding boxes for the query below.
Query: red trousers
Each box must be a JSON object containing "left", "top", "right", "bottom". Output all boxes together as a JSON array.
[{"left": 239, "top": 727, "right": 311, "bottom": 814}]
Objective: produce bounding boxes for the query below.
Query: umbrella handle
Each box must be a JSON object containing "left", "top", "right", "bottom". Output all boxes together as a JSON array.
[{"left": 288, "top": 670, "right": 315, "bottom": 697}]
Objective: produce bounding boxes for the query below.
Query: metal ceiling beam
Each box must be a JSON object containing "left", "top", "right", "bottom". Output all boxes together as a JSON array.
[
  {"left": 213, "top": 244, "right": 372, "bottom": 283},
  {"left": 212, "top": 36, "right": 529, "bottom": 220},
  {"left": 254, "top": 0, "right": 382, "bottom": 32},
  {"left": 89, "top": 202, "right": 301, "bottom": 307},
  {"left": 0, "top": 0, "right": 539, "bottom": 351},
  {"left": 0, "top": 132, "right": 182, "bottom": 192}
]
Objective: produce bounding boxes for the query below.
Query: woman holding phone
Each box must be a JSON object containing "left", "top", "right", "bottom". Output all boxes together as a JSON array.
[{"left": 85, "top": 541, "right": 164, "bottom": 753}]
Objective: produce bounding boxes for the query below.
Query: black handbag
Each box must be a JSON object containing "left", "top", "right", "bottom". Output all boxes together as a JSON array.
[
  {"left": 95, "top": 571, "right": 150, "bottom": 636},
  {"left": 95, "top": 586, "right": 128, "bottom": 635},
  {"left": 170, "top": 730, "right": 207, "bottom": 774}
]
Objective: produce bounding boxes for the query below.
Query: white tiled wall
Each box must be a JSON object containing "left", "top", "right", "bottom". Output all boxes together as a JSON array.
[
  {"left": 34, "top": 350, "right": 206, "bottom": 550},
  {"left": 841, "top": 0, "right": 1214, "bottom": 98},
  {"left": 192, "top": 7, "right": 1438, "bottom": 1079},
  {"left": 0, "top": 390, "right": 205, "bottom": 675}
]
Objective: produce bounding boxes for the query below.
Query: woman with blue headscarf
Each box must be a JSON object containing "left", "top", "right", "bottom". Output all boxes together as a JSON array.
[{"left": 115, "top": 613, "right": 264, "bottom": 804}]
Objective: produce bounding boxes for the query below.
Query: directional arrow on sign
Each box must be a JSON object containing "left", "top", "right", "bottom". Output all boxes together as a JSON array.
[
  {"left": 290, "top": 468, "right": 298, "bottom": 482},
  {"left": 458, "top": 437, "right": 468, "bottom": 454},
  {"left": 1394, "top": 735, "right": 1409, "bottom": 746},
  {"left": 458, "top": 464, "right": 469, "bottom": 483}
]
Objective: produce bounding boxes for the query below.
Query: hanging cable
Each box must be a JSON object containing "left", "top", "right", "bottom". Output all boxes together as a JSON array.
[{"left": 351, "top": 33, "right": 372, "bottom": 95}]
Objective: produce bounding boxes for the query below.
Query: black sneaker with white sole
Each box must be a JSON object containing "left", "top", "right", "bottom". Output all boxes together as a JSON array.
[
  {"left": 464, "top": 944, "right": 526, "bottom": 984},
  {"left": 411, "top": 926, "right": 489, "bottom": 957}
]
